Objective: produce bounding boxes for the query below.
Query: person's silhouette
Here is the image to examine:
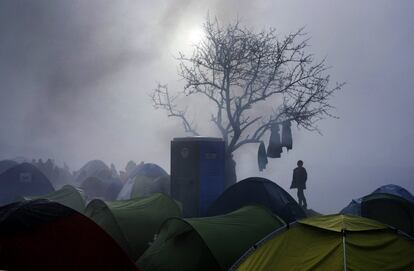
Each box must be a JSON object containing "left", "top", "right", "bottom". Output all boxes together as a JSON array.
[{"left": 290, "top": 160, "right": 308, "bottom": 209}]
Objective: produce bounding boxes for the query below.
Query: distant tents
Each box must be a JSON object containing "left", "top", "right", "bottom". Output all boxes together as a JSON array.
[
  {"left": 231, "top": 214, "right": 414, "bottom": 271},
  {"left": 207, "top": 177, "right": 306, "bottom": 223},
  {"left": 0, "top": 200, "right": 139, "bottom": 271},
  {"left": 85, "top": 193, "right": 181, "bottom": 260},
  {"left": 138, "top": 205, "right": 285, "bottom": 271},
  {"left": 27, "top": 185, "right": 86, "bottom": 213},
  {"left": 118, "top": 175, "right": 171, "bottom": 200},
  {"left": 341, "top": 184, "right": 414, "bottom": 236},
  {"left": 0, "top": 163, "right": 54, "bottom": 206},
  {"left": 75, "top": 160, "right": 111, "bottom": 183},
  {"left": 0, "top": 160, "right": 18, "bottom": 175},
  {"left": 127, "top": 163, "right": 168, "bottom": 180},
  {"left": 81, "top": 176, "right": 123, "bottom": 201}
]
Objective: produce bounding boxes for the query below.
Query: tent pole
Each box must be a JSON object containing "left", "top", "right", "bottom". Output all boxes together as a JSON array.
[{"left": 342, "top": 230, "right": 347, "bottom": 271}]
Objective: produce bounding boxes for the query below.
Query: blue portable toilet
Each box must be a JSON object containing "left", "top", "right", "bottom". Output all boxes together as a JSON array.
[{"left": 171, "top": 137, "right": 225, "bottom": 217}]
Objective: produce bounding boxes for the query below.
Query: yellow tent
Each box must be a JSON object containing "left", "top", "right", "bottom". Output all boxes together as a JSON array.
[{"left": 232, "top": 214, "right": 414, "bottom": 271}]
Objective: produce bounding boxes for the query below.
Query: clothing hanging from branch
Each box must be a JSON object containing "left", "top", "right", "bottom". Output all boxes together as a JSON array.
[
  {"left": 282, "top": 120, "right": 293, "bottom": 151},
  {"left": 257, "top": 141, "right": 268, "bottom": 171},
  {"left": 267, "top": 124, "right": 283, "bottom": 158}
]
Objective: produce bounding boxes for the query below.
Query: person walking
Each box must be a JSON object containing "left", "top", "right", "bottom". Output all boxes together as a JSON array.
[{"left": 290, "top": 160, "right": 308, "bottom": 209}]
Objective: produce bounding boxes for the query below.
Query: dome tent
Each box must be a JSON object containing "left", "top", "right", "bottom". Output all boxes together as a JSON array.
[
  {"left": 27, "top": 185, "right": 86, "bottom": 213},
  {"left": 0, "top": 199, "right": 139, "bottom": 271},
  {"left": 138, "top": 205, "right": 285, "bottom": 271},
  {"left": 127, "top": 163, "right": 168, "bottom": 179},
  {"left": 341, "top": 184, "right": 414, "bottom": 236},
  {"left": 0, "top": 160, "right": 18, "bottom": 175},
  {"left": 0, "top": 163, "right": 54, "bottom": 206},
  {"left": 85, "top": 193, "right": 182, "bottom": 260},
  {"left": 231, "top": 214, "right": 414, "bottom": 271},
  {"left": 81, "top": 176, "right": 123, "bottom": 201},
  {"left": 207, "top": 177, "right": 306, "bottom": 223},
  {"left": 75, "top": 159, "right": 111, "bottom": 183},
  {"left": 117, "top": 175, "right": 171, "bottom": 200}
]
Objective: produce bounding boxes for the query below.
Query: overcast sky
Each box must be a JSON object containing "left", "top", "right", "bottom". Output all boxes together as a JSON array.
[{"left": 1, "top": 0, "right": 413, "bottom": 213}]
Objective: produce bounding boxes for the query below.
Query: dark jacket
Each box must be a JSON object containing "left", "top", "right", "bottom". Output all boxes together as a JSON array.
[
  {"left": 290, "top": 167, "right": 307, "bottom": 190},
  {"left": 257, "top": 142, "right": 268, "bottom": 171},
  {"left": 267, "top": 124, "right": 283, "bottom": 158}
]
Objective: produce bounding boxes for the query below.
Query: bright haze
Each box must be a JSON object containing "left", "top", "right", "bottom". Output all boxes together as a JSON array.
[{"left": 1, "top": 0, "right": 413, "bottom": 213}]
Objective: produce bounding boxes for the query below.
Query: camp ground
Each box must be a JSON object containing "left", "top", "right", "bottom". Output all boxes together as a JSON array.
[
  {"left": 207, "top": 177, "right": 306, "bottom": 223},
  {"left": 26, "top": 184, "right": 86, "bottom": 213},
  {"left": 137, "top": 205, "right": 285, "bottom": 271},
  {"left": 341, "top": 184, "right": 414, "bottom": 236},
  {"left": 0, "top": 199, "right": 139, "bottom": 271},
  {"left": 230, "top": 214, "right": 414, "bottom": 271},
  {"left": 85, "top": 193, "right": 182, "bottom": 261},
  {"left": 0, "top": 163, "right": 55, "bottom": 206}
]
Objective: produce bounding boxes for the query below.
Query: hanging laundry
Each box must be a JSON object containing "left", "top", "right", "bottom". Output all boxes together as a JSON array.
[
  {"left": 267, "top": 124, "right": 283, "bottom": 158},
  {"left": 282, "top": 120, "right": 293, "bottom": 151},
  {"left": 258, "top": 141, "right": 268, "bottom": 171}
]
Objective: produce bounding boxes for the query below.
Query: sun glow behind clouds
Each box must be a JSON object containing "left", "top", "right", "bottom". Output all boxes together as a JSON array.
[{"left": 187, "top": 26, "right": 205, "bottom": 45}]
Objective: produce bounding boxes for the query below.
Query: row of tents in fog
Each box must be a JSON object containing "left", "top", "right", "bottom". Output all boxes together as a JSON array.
[{"left": 0, "top": 158, "right": 413, "bottom": 270}]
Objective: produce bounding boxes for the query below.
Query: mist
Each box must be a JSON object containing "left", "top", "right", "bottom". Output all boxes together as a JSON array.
[{"left": 1, "top": 0, "right": 413, "bottom": 213}]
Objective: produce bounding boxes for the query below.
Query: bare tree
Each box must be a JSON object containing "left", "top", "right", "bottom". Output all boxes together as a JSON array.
[{"left": 152, "top": 17, "right": 343, "bottom": 187}]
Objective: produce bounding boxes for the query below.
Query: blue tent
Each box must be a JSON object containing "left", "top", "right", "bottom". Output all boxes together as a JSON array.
[
  {"left": 207, "top": 177, "right": 306, "bottom": 223},
  {"left": 0, "top": 163, "right": 54, "bottom": 205},
  {"left": 341, "top": 184, "right": 414, "bottom": 236},
  {"left": 0, "top": 160, "right": 18, "bottom": 175}
]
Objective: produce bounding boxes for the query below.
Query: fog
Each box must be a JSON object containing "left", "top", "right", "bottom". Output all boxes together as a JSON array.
[{"left": 1, "top": 0, "right": 413, "bottom": 213}]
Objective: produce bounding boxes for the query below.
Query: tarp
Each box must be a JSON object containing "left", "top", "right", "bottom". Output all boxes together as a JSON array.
[
  {"left": 0, "top": 163, "right": 54, "bottom": 206},
  {"left": 0, "top": 199, "right": 139, "bottom": 271},
  {"left": 207, "top": 177, "right": 306, "bottom": 223},
  {"left": 232, "top": 214, "right": 414, "bottom": 271},
  {"left": 27, "top": 185, "right": 86, "bottom": 213},
  {"left": 138, "top": 205, "right": 285, "bottom": 271},
  {"left": 85, "top": 193, "right": 182, "bottom": 260},
  {"left": 341, "top": 184, "right": 414, "bottom": 236}
]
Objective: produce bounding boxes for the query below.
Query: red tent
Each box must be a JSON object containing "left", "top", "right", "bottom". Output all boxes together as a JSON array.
[{"left": 0, "top": 199, "right": 140, "bottom": 271}]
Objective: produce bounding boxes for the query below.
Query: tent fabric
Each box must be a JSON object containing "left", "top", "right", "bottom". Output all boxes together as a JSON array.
[
  {"left": 27, "top": 185, "right": 86, "bottom": 213},
  {"left": 0, "top": 199, "right": 139, "bottom": 271},
  {"left": 81, "top": 176, "right": 123, "bottom": 201},
  {"left": 128, "top": 163, "right": 168, "bottom": 179},
  {"left": 341, "top": 185, "right": 414, "bottom": 236},
  {"left": 75, "top": 159, "right": 110, "bottom": 183},
  {"left": 207, "top": 177, "right": 306, "bottom": 223},
  {"left": 0, "top": 163, "right": 55, "bottom": 206},
  {"left": 138, "top": 205, "right": 285, "bottom": 271},
  {"left": 85, "top": 193, "right": 182, "bottom": 260},
  {"left": 0, "top": 160, "right": 18, "bottom": 175},
  {"left": 372, "top": 184, "right": 414, "bottom": 204},
  {"left": 117, "top": 175, "right": 171, "bottom": 200},
  {"left": 232, "top": 214, "right": 414, "bottom": 271}
]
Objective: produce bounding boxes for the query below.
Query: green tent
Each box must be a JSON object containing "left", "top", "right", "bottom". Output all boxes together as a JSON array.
[
  {"left": 342, "top": 192, "right": 414, "bottom": 236},
  {"left": 118, "top": 175, "right": 170, "bottom": 200},
  {"left": 138, "top": 205, "right": 285, "bottom": 271},
  {"left": 232, "top": 214, "right": 414, "bottom": 271},
  {"left": 85, "top": 193, "right": 182, "bottom": 260},
  {"left": 27, "top": 185, "right": 86, "bottom": 213}
]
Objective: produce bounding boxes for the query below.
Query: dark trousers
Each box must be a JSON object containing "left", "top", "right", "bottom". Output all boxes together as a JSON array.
[{"left": 297, "top": 189, "right": 307, "bottom": 209}]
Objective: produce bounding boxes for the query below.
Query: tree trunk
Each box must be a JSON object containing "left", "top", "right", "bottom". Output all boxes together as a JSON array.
[{"left": 224, "top": 152, "right": 237, "bottom": 189}]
